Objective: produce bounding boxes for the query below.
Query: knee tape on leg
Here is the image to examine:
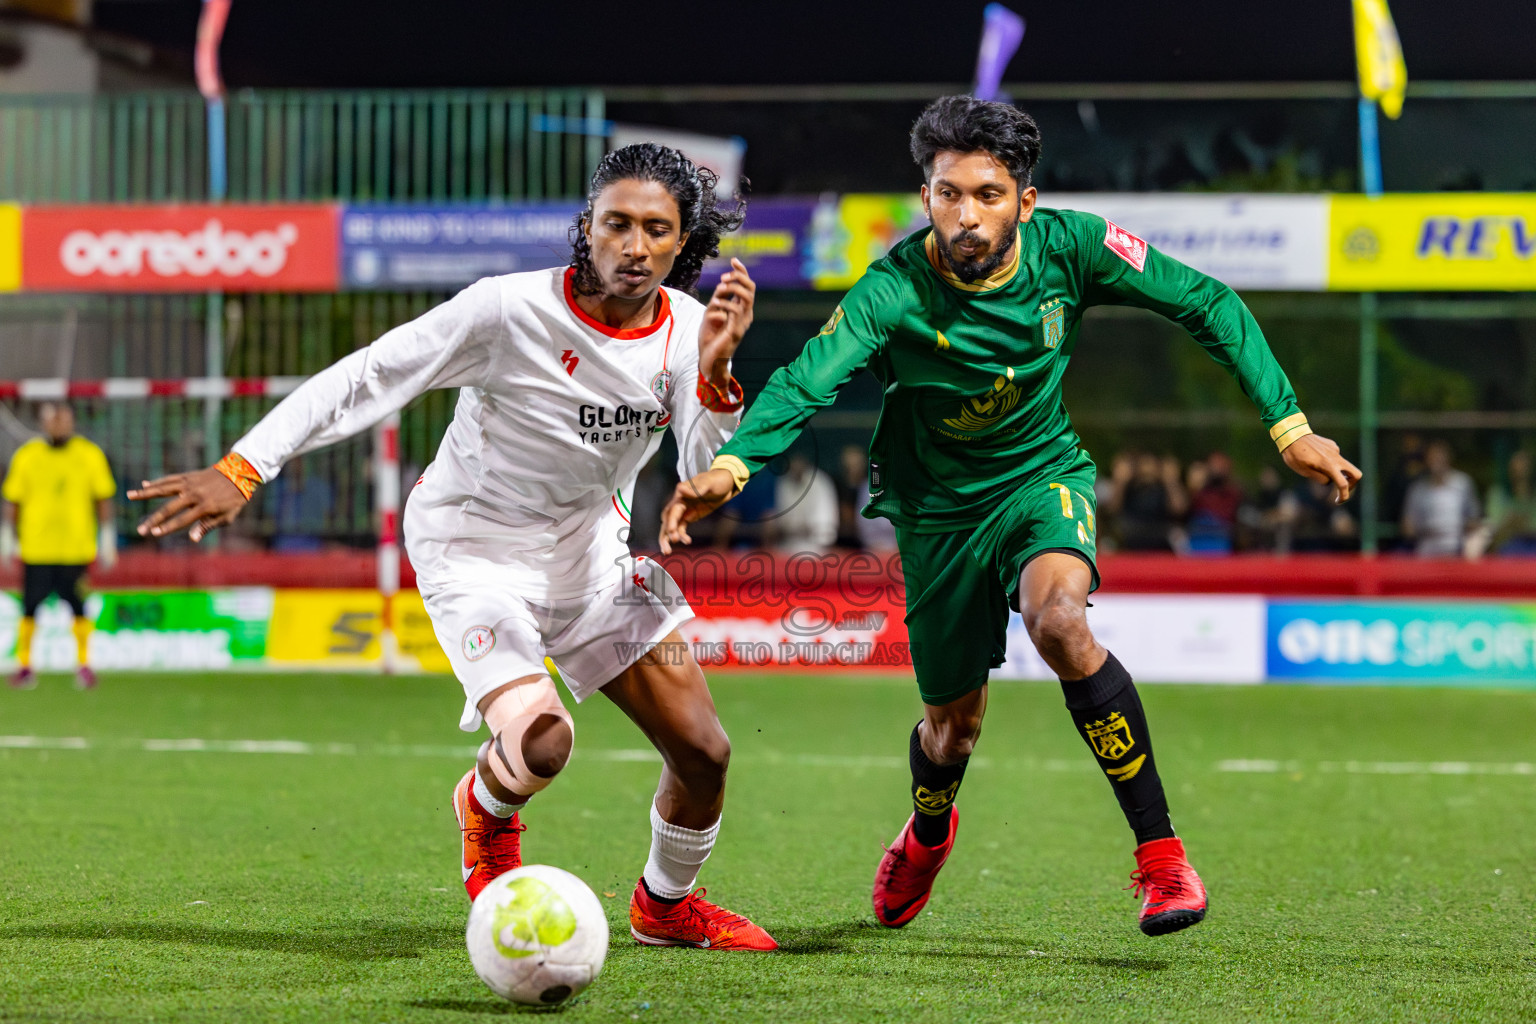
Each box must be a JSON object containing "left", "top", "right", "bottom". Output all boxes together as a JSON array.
[{"left": 482, "top": 677, "right": 574, "bottom": 798}]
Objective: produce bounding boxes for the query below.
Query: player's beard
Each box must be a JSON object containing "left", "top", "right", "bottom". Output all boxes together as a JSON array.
[{"left": 934, "top": 217, "right": 1018, "bottom": 284}]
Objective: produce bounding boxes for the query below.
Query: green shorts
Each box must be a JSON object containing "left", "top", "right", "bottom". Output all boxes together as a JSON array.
[{"left": 898, "top": 452, "right": 1101, "bottom": 706}]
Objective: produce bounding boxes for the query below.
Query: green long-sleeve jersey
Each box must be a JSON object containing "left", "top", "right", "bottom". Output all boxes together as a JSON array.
[{"left": 716, "top": 207, "right": 1311, "bottom": 533}]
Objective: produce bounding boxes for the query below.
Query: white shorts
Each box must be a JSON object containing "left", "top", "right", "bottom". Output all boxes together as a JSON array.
[{"left": 421, "top": 555, "right": 695, "bottom": 732}]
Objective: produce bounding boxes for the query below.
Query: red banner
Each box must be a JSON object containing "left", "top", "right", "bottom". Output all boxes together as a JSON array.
[{"left": 22, "top": 205, "right": 339, "bottom": 291}]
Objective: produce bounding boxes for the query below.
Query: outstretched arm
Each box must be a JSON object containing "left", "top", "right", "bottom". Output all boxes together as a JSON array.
[
  {"left": 130, "top": 277, "right": 503, "bottom": 541},
  {"left": 659, "top": 268, "right": 897, "bottom": 552},
  {"left": 1082, "top": 214, "right": 1360, "bottom": 503}
]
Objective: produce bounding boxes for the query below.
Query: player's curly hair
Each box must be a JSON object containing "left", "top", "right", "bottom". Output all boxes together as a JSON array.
[
  {"left": 910, "top": 95, "right": 1042, "bottom": 190},
  {"left": 568, "top": 143, "right": 747, "bottom": 296}
]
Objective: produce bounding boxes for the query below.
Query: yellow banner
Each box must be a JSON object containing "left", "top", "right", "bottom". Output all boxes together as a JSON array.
[
  {"left": 1329, "top": 194, "right": 1536, "bottom": 291},
  {"left": 266, "top": 589, "right": 451, "bottom": 672},
  {"left": 0, "top": 204, "right": 19, "bottom": 292}
]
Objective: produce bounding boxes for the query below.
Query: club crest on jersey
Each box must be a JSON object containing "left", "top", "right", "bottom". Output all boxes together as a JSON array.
[
  {"left": 1104, "top": 219, "right": 1148, "bottom": 272},
  {"left": 1086, "top": 712, "right": 1136, "bottom": 760},
  {"left": 650, "top": 370, "right": 672, "bottom": 401},
  {"left": 461, "top": 625, "right": 496, "bottom": 662},
  {"left": 1040, "top": 298, "right": 1066, "bottom": 350}
]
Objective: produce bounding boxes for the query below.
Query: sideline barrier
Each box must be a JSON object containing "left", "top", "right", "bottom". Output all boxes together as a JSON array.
[{"left": 2, "top": 552, "right": 1531, "bottom": 685}]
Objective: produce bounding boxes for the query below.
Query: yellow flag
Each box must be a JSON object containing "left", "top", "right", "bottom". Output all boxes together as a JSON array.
[{"left": 1352, "top": 0, "right": 1407, "bottom": 119}]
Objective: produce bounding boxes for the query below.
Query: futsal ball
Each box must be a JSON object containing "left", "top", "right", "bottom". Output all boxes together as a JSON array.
[{"left": 465, "top": 864, "right": 609, "bottom": 1006}]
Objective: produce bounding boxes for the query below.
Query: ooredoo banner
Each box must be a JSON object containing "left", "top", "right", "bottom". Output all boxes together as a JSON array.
[{"left": 22, "top": 204, "right": 340, "bottom": 291}]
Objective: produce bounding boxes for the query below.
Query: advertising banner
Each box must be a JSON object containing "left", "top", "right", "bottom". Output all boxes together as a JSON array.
[
  {"left": 705, "top": 197, "right": 819, "bottom": 289},
  {"left": 340, "top": 204, "right": 581, "bottom": 289},
  {"left": 22, "top": 204, "right": 340, "bottom": 291},
  {"left": 0, "top": 589, "right": 271, "bottom": 671},
  {"left": 999, "top": 594, "right": 1267, "bottom": 683},
  {"left": 264, "top": 588, "right": 449, "bottom": 672},
  {"left": 0, "top": 203, "right": 19, "bottom": 292},
  {"left": 807, "top": 193, "right": 1330, "bottom": 292},
  {"left": 1267, "top": 600, "right": 1536, "bottom": 684},
  {"left": 1050, "top": 194, "right": 1329, "bottom": 290},
  {"left": 1329, "top": 194, "right": 1536, "bottom": 291}
]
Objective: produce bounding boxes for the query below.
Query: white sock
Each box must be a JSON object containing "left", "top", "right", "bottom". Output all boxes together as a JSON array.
[
  {"left": 642, "top": 803, "right": 719, "bottom": 899},
  {"left": 473, "top": 766, "right": 523, "bottom": 819}
]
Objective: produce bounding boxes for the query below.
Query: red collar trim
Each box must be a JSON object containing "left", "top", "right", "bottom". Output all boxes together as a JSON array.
[{"left": 563, "top": 266, "right": 672, "bottom": 339}]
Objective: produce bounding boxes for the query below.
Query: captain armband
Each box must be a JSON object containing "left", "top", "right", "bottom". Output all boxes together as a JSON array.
[
  {"left": 1268, "top": 413, "right": 1314, "bottom": 454},
  {"left": 214, "top": 452, "right": 263, "bottom": 501},
  {"left": 696, "top": 374, "right": 744, "bottom": 414},
  {"left": 710, "top": 454, "right": 752, "bottom": 498}
]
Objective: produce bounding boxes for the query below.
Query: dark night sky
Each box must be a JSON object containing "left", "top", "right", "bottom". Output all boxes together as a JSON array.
[{"left": 92, "top": 0, "right": 1535, "bottom": 89}]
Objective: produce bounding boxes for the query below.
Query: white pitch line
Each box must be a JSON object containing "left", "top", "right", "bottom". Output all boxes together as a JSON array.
[
  {"left": 4, "top": 737, "right": 1532, "bottom": 777},
  {"left": 0, "top": 735, "right": 89, "bottom": 750}
]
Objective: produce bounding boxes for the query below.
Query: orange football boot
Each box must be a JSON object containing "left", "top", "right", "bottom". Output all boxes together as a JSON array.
[
  {"left": 872, "top": 806, "right": 957, "bottom": 928},
  {"left": 453, "top": 769, "right": 526, "bottom": 901},
  {"left": 1128, "top": 836, "right": 1208, "bottom": 936},
  {"left": 629, "top": 879, "right": 777, "bottom": 951}
]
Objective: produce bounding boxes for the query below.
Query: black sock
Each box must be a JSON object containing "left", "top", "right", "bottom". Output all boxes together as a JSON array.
[
  {"left": 641, "top": 878, "right": 685, "bottom": 905},
  {"left": 909, "top": 722, "right": 966, "bottom": 847},
  {"left": 1060, "top": 652, "right": 1176, "bottom": 846}
]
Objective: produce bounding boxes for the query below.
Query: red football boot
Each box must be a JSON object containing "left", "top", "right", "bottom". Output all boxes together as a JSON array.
[
  {"left": 629, "top": 879, "right": 777, "bottom": 951},
  {"left": 452, "top": 769, "right": 525, "bottom": 901},
  {"left": 1128, "top": 836, "right": 1208, "bottom": 936},
  {"left": 872, "top": 806, "right": 958, "bottom": 928}
]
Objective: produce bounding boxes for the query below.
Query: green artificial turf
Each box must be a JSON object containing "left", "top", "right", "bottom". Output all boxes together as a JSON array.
[{"left": 1, "top": 671, "right": 1533, "bottom": 1023}]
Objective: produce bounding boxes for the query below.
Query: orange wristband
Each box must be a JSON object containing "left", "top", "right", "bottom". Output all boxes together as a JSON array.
[
  {"left": 214, "top": 452, "right": 262, "bottom": 501},
  {"left": 696, "top": 374, "right": 744, "bottom": 413}
]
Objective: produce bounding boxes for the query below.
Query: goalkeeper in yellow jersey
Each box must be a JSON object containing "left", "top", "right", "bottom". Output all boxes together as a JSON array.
[
  {"left": 663, "top": 96, "right": 1361, "bottom": 937},
  {"left": 3, "top": 403, "right": 117, "bottom": 689}
]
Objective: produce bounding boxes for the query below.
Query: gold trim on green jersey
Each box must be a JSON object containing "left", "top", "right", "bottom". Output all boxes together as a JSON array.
[
  {"left": 1268, "top": 412, "right": 1314, "bottom": 453},
  {"left": 711, "top": 454, "right": 751, "bottom": 496},
  {"left": 924, "top": 228, "right": 1022, "bottom": 293}
]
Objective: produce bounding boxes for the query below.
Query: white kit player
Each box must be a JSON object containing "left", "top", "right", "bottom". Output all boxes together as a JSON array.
[{"left": 131, "top": 144, "right": 778, "bottom": 950}]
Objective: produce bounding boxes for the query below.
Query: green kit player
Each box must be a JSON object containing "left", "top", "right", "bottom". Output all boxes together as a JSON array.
[{"left": 660, "top": 96, "right": 1362, "bottom": 936}]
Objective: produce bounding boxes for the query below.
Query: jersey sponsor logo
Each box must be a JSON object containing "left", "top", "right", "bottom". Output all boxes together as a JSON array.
[
  {"left": 818, "top": 306, "right": 844, "bottom": 336},
  {"left": 940, "top": 367, "right": 1020, "bottom": 435},
  {"left": 1103, "top": 219, "right": 1148, "bottom": 272},
  {"left": 577, "top": 403, "right": 668, "bottom": 445},
  {"left": 1085, "top": 711, "right": 1135, "bottom": 760},
  {"left": 461, "top": 625, "right": 496, "bottom": 662},
  {"left": 560, "top": 349, "right": 580, "bottom": 376},
  {"left": 649, "top": 370, "right": 672, "bottom": 401}
]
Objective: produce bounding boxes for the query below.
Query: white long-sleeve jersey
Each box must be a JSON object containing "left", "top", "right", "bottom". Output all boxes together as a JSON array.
[{"left": 232, "top": 267, "right": 740, "bottom": 600}]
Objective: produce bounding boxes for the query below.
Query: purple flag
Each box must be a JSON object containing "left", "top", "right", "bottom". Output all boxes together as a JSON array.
[{"left": 973, "top": 4, "right": 1026, "bottom": 102}]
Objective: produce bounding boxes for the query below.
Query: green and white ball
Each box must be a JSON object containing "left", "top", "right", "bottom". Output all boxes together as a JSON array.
[{"left": 466, "top": 865, "right": 609, "bottom": 1006}]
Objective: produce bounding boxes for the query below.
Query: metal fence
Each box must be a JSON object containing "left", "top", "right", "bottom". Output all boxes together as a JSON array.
[{"left": 0, "top": 88, "right": 605, "bottom": 202}]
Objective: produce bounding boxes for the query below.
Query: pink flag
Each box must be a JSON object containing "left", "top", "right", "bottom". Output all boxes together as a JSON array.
[{"left": 195, "top": 0, "right": 232, "bottom": 100}]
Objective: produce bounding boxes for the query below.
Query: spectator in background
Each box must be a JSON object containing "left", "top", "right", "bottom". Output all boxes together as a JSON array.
[
  {"left": 1279, "top": 478, "right": 1359, "bottom": 552},
  {"left": 1381, "top": 432, "right": 1427, "bottom": 552},
  {"left": 1486, "top": 449, "right": 1536, "bottom": 556},
  {"left": 1103, "top": 451, "right": 1187, "bottom": 552},
  {"left": 265, "top": 458, "right": 335, "bottom": 553},
  {"left": 0, "top": 402, "right": 116, "bottom": 690},
  {"left": 835, "top": 445, "right": 867, "bottom": 549},
  {"left": 1184, "top": 451, "right": 1245, "bottom": 553},
  {"left": 1401, "top": 439, "right": 1480, "bottom": 558},
  {"left": 1237, "top": 464, "right": 1287, "bottom": 551},
  {"left": 767, "top": 453, "right": 839, "bottom": 553}
]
